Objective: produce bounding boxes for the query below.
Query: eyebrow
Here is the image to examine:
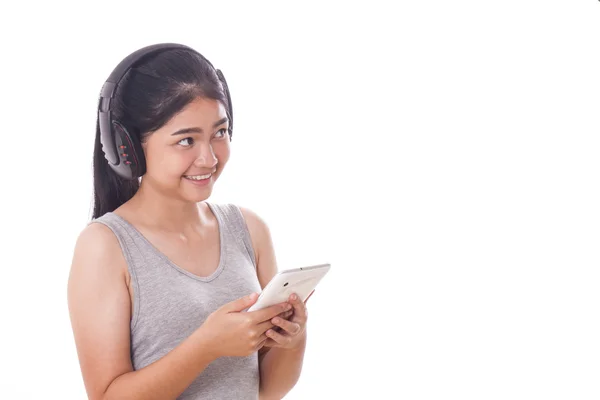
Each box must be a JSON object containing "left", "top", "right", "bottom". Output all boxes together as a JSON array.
[{"left": 170, "top": 117, "right": 229, "bottom": 136}]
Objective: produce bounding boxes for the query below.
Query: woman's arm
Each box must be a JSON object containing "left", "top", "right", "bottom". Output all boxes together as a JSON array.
[
  {"left": 257, "top": 333, "right": 307, "bottom": 400},
  {"left": 239, "top": 207, "right": 307, "bottom": 399},
  {"left": 67, "top": 223, "right": 218, "bottom": 400},
  {"left": 101, "top": 329, "right": 217, "bottom": 400}
]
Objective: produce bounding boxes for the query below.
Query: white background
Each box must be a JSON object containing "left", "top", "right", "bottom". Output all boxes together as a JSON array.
[{"left": 1, "top": 1, "right": 599, "bottom": 399}]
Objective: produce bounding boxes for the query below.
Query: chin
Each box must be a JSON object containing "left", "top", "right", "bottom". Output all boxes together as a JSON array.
[{"left": 180, "top": 176, "right": 216, "bottom": 201}]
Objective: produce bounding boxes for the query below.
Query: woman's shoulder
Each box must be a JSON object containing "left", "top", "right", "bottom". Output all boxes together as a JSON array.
[
  {"left": 70, "top": 217, "right": 129, "bottom": 286},
  {"left": 234, "top": 204, "right": 273, "bottom": 261},
  {"left": 73, "top": 217, "right": 127, "bottom": 275},
  {"left": 216, "top": 202, "right": 269, "bottom": 234},
  {"left": 207, "top": 202, "right": 268, "bottom": 229}
]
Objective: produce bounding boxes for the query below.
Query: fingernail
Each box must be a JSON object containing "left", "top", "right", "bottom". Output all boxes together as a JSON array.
[
  {"left": 291, "top": 294, "right": 298, "bottom": 300},
  {"left": 273, "top": 317, "right": 280, "bottom": 324}
]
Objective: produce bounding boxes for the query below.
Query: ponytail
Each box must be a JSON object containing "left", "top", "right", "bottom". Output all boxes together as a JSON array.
[{"left": 91, "top": 117, "right": 139, "bottom": 220}]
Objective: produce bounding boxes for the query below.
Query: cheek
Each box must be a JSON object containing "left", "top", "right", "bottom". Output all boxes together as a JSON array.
[
  {"left": 215, "top": 143, "right": 231, "bottom": 169},
  {"left": 146, "top": 147, "right": 191, "bottom": 178}
]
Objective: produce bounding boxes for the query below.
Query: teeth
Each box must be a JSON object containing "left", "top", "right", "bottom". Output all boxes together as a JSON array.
[{"left": 185, "top": 173, "right": 212, "bottom": 180}]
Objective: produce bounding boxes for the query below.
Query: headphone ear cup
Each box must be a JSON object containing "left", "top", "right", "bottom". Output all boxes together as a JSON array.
[{"left": 111, "top": 121, "right": 147, "bottom": 179}]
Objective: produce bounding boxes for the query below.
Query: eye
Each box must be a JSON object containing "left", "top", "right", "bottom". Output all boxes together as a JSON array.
[
  {"left": 177, "top": 137, "right": 194, "bottom": 147},
  {"left": 214, "top": 128, "right": 228, "bottom": 139}
]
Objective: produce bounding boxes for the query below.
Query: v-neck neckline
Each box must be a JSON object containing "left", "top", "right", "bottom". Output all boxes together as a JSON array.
[{"left": 109, "top": 202, "right": 226, "bottom": 282}]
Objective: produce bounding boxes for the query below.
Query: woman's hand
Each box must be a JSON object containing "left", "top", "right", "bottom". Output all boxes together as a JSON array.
[
  {"left": 201, "top": 292, "right": 292, "bottom": 358},
  {"left": 262, "top": 290, "right": 315, "bottom": 350}
]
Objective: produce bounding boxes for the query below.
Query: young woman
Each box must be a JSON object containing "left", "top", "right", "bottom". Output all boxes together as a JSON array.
[{"left": 67, "top": 43, "right": 313, "bottom": 400}]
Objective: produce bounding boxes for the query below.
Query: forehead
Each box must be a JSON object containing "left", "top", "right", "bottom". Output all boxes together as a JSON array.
[{"left": 167, "top": 97, "right": 227, "bottom": 127}]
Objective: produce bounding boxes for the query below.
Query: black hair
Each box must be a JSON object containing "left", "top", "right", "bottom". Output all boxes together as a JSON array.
[{"left": 90, "top": 48, "right": 231, "bottom": 220}]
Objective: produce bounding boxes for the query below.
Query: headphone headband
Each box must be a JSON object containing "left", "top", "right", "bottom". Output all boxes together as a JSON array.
[
  {"left": 100, "top": 43, "right": 215, "bottom": 100},
  {"left": 97, "top": 43, "right": 232, "bottom": 179}
]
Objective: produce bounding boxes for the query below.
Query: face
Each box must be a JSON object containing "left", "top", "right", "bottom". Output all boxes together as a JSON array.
[{"left": 140, "top": 97, "right": 231, "bottom": 202}]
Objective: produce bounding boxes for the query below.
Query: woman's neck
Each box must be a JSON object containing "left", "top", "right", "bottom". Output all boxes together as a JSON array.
[{"left": 124, "top": 179, "right": 208, "bottom": 233}]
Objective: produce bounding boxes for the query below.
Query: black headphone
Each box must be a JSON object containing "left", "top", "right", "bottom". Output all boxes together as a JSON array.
[{"left": 97, "top": 43, "right": 233, "bottom": 180}]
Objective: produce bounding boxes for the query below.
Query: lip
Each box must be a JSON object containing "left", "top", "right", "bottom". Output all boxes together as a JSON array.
[
  {"left": 184, "top": 170, "right": 216, "bottom": 178},
  {"left": 183, "top": 174, "right": 213, "bottom": 187}
]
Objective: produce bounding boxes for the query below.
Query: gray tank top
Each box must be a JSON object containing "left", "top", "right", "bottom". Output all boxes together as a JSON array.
[{"left": 91, "top": 202, "right": 262, "bottom": 400}]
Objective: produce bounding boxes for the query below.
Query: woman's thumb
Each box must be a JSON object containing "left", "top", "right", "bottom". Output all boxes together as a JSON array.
[{"left": 223, "top": 292, "right": 258, "bottom": 313}]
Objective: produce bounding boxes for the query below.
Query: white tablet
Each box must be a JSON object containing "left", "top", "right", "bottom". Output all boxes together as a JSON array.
[{"left": 246, "top": 263, "right": 331, "bottom": 312}]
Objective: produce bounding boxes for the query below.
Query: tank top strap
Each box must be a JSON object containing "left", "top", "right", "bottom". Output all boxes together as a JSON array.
[
  {"left": 206, "top": 202, "right": 257, "bottom": 270},
  {"left": 88, "top": 212, "right": 144, "bottom": 330},
  {"left": 88, "top": 212, "right": 145, "bottom": 269}
]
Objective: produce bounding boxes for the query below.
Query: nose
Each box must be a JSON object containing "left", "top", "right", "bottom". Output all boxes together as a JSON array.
[{"left": 193, "top": 143, "right": 218, "bottom": 170}]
